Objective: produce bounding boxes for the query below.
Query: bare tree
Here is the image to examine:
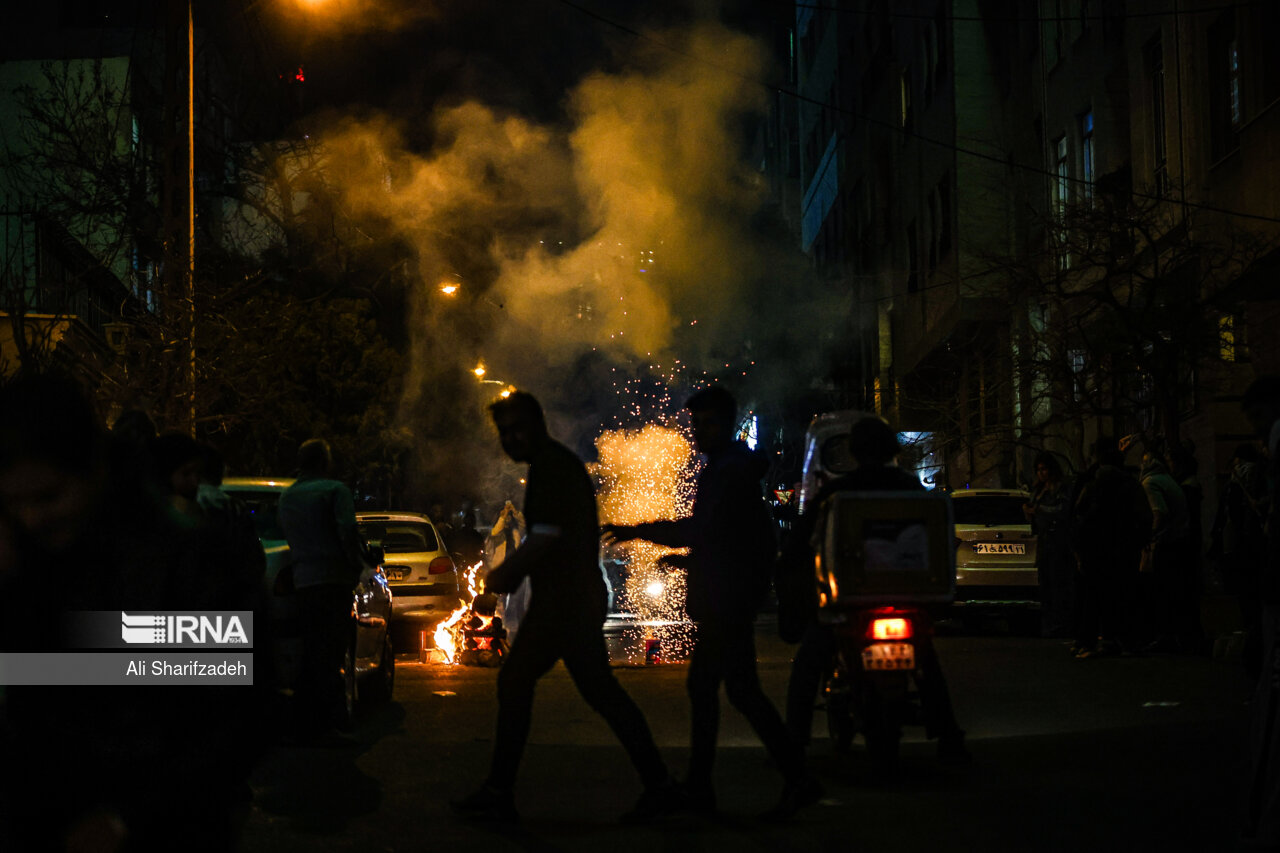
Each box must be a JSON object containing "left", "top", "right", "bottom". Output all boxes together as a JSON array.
[{"left": 1002, "top": 178, "right": 1276, "bottom": 455}]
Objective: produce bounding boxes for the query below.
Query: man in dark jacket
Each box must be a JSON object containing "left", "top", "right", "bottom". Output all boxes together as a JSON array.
[
  {"left": 1241, "top": 375, "right": 1280, "bottom": 847},
  {"left": 1070, "top": 436, "right": 1152, "bottom": 657},
  {"left": 451, "top": 392, "right": 677, "bottom": 824},
  {"left": 277, "top": 439, "right": 367, "bottom": 742},
  {"left": 1139, "top": 443, "right": 1198, "bottom": 652},
  {"left": 606, "top": 387, "right": 820, "bottom": 820}
]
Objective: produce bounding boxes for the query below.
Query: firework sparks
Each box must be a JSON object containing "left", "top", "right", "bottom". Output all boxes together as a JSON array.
[{"left": 595, "top": 423, "right": 698, "bottom": 662}]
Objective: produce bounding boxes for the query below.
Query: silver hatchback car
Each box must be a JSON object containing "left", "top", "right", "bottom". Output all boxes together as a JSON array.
[
  {"left": 356, "top": 512, "right": 461, "bottom": 623},
  {"left": 951, "top": 488, "right": 1039, "bottom": 606}
]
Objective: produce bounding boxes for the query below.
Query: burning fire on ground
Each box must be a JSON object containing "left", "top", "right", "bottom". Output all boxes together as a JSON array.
[
  {"left": 433, "top": 562, "right": 506, "bottom": 666},
  {"left": 594, "top": 423, "right": 698, "bottom": 663}
]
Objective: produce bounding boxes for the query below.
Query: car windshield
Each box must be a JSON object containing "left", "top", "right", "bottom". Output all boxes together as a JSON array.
[
  {"left": 357, "top": 521, "right": 439, "bottom": 553},
  {"left": 224, "top": 490, "right": 285, "bottom": 541},
  {"left": 953, "top": 496, "right": 1027, "bottom": 526}
]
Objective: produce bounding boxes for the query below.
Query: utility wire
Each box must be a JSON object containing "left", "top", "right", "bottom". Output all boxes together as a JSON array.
[
  {"left": 556, "top": 0, "right": 1280, "bottom": 226},
  {"left": 787, "top": 0, "right": 1250, "bottom": 23}
]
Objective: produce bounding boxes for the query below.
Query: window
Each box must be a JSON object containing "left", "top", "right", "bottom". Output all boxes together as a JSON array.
[
  {"left": 900, "top": 71, "right": 912, "bottom": 132},
  {"left": 907, "top": 221, "right": 919, "bottom": 293},
  {"left": 1068, "top": 349, "right": 1086, "bottom": 402},
  {"left": 1054, "top": 135, "right": 1070, "bottom": 214},
  {"left": 928, "top": 189, "right": 940, "bottom": 271},
  {"left": 965, "top": 351, "right": 1002, "bottom": 436},
  {"left": 1045, "top": 0, "right": 1065, "bottom": 67},
  {"left": 935, "top": 4, "right": 948, "bottom": 88},
  {"left": 1219, "top": 314, "right": 1249, "bottom": 362},
  {"left": 1229, "top": 38, "right": 1242, "bottom": 128},
  {"left": 924, "top": 23, "right": 938, "bottom": 101},
  {"left": 1080, "top": 111, "right": 1095, "bottom": 202},
  {"left": 937, "top": 175, "right": 952, "bottom": 256},
  {"left": 1210, "top": 13, "right": 1241, "bottom": 159},
  {"left": 1053, "top": 135, "right": 1070, "bottom": 269},
  {"left": 1146, "top": 36, "right": 1170, "bottom": 196}
]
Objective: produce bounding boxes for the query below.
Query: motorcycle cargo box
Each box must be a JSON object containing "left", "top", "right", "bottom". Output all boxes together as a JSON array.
[{"left": 816, "top": 491, "right": 955, "bottom": 606}]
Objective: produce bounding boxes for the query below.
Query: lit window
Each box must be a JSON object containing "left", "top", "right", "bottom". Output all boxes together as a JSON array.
[
  {"left": 1080, "top": 111, "right": 1095, "bottom": 202},
  {"left": 900, "top": 72, "right": 911, "bottom": 130},
  {"left": 1055, "top": 136, "right": 1070, "bottom": 213},
  {"left": 1228, "top": 38, "right": 1241, "bottom": 127}
]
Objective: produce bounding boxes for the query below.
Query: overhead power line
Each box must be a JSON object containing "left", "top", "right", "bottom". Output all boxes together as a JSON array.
[
  {"left": 787, "top": 0, "right": 1250, "bottom": 23},
  {"left": 555, "top": 0, "right": 1280, "bottom": 226}
]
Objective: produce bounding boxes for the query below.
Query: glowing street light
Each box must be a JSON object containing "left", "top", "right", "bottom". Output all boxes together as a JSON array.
[
  {"left": 473, "top": 362, "right": 487, "bottom": 379},
  {"left": 439, "top": 281, "right": 460, "bottom": 296}
]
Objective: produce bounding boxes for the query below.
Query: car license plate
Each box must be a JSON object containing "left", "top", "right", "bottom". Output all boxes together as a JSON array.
[
  {"left": 972, "top": 542, "right": 1026, "bottom": 555},
  {"left": 861, "top": 643, "right": 915, "bottom": 671},
  {"left": 385, "top": 568, "right": 409, "bottom": 581}
]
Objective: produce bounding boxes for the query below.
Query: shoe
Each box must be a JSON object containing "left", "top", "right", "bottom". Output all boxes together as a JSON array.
[
  {"left": 763, "top": 775, "right": 823, "bottom": 822},
  {"left": 620, "top": 779, "right": 687, "bottom": 824},
  {"left": 1144, "top": 636, "right": 1183, "bottom": 654},
  {"left": 450, "top": 784, "right": 519, "bottom": 823},
  {"left": 937, "top": 731, "right": 972, "bottom": 766},
  {"left": 1076, "top": 640, "right": 1121, "bottom": 660},
  {"left": 292, "top": 728, "right": 359, "bottom": 748},
  {"left": 675, "top": 778, "right": 717, "bottom": 815}
]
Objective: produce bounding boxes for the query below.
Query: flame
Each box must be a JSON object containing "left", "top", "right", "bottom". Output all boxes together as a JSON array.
[{"left": 433, "top": 562, "right": 484, "bottom": 664}]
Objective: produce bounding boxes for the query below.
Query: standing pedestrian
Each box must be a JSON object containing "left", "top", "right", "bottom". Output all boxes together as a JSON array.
[
  {"left": 1024, "top": 451, "right": 1075, "bottom": 639},
  {"left": 605, "top": 387, "right": 822, "bottom": 819},
  {"left": 276, "top": 438, "right": 367, "bottom": 744},
  {"left": 1240, "top": 375, "right": 1280, "bottom": 849},
  {"left": 1139, "top": 439, "right": 1198, "bottom": 653},
  {"left": 151, "top": 430, "right": 206, "bottom": 522},
  {"left": 1069, "top": 435, "right": 1152, "bottom": 658},
  {"left": 1208, "top": 443, "right": 1269, "bottom": 678},
  {"left": 486, "top": 500, "right": 531, "bottom": 643},
  {"left": 450, "top": 392, "right": 678, "bottom": 824}
]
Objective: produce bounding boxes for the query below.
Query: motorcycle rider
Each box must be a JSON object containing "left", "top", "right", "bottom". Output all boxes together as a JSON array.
[{"left": 780, "top": 416, "right": 969, "bottom": 763}]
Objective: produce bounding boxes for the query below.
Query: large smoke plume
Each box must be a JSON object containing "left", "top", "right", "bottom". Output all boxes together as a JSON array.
[{"left": 277, "top": 16, "right": 849, "bottom": 511}]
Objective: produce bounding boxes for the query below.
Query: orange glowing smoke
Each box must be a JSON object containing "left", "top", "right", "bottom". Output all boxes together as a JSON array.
[{"left": 434, "top": 562, "right": 484, "bottom": 664}]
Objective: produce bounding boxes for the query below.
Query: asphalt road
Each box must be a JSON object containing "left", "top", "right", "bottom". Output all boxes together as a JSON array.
[{"left": 239, "top": 608, "right": 1257, "bottom": 852}]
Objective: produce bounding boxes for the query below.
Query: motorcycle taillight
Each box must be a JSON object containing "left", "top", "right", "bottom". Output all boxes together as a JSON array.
[{"left": 868, "top": 617, "right": 913, "bottom": 641}]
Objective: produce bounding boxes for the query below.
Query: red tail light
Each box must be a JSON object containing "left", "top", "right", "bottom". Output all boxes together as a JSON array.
[
  {"left": 428, "top": 556, "right": 455, "bottom": 575},
  {"left": 868, "top": 617, "right": 913, "bottom": 641}
]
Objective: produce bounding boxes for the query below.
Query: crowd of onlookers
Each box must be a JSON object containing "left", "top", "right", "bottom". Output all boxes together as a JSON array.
[
  {"left": 1025, "top": 427, "right": 1265, "bottom": 666},
  {"left": 1023, "top": 377, "right": 1280, "bottom": 847},
  {"left": 0, "top": 376, "right": 274, "bottom": 851}
]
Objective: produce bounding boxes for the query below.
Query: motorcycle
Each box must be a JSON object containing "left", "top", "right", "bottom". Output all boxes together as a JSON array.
[
  {"left": 822, "top": 604, "right": 928, "bottom": 766},
  {"left": 813, "top": 490, "right": 955, "bottom": 768}
]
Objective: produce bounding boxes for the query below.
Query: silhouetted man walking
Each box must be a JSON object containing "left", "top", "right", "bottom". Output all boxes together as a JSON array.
[
  {"left": 606, "top": 386, "right": 821, "bottom": 819},
  {"left": 451, "top": 391, "right": 678, "bottom": 823}
]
